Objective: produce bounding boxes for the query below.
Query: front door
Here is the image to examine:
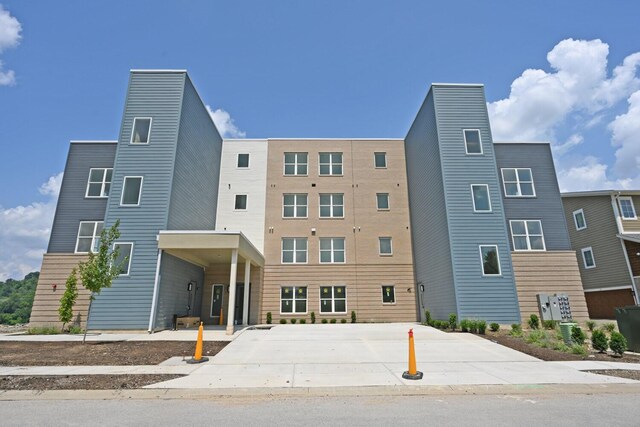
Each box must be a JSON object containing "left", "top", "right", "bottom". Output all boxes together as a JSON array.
[
  {"left": 210, "top": 284, "right": 224, "bottom": 324},
  {"left": 234, "top": 284, "right": 244, "bottom": 325}
]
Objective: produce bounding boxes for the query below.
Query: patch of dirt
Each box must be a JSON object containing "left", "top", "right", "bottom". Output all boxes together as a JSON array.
[
  {"left": 0, "top": 375, "right": 183, "bottom": 390},
  {"left": 0, "top": 341, "right": 228, "bottom": 366},
  {"left": 0, "top": 324, "right": 27, "bottom": 334},
  {"left": 587, "top": 370, "right": 640, "bottom": 381}
]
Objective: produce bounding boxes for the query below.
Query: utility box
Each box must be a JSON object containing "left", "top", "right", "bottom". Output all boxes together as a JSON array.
[
  {"left": 537, "top": 293, "right": 572, "bottom": 322},
  {"left": 537, "top": 293, "right": 552, "bottom": 321},
  {"left": 615, "top": 306, "right": 640, "bottom": 352}
]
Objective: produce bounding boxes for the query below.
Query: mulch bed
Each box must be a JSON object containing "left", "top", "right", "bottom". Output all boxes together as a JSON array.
[
  {"left": 586, "top": 370, "right": 640, "bottom": 381},
  {"left": 0, "top": 374, "right": 183, "bottom": 390},
  {"left": 0, "top": 341, "right": 228, "bottom": 366}
]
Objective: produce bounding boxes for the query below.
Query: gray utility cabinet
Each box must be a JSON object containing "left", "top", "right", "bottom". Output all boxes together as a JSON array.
[{"left": 537, "top": 293, "right": 572, "bottom": 322}]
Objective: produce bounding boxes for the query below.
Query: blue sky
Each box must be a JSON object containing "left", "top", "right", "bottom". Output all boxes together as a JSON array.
[{"left": 0, "top": 0, "right": 639, "bottom": 279}]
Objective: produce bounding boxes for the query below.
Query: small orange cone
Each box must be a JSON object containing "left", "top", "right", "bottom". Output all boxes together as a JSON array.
[
  {"left": 219, "top": 307, "right": 224, "bottom": 326},
  {"left": 402, "top": 328, "right": 423, "bottom": 380},
  {"left": 187, "top": 322, "right": 209, "bottom": 364}
]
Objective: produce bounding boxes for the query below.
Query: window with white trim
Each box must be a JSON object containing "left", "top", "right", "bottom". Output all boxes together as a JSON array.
[
  {"left": 284, "top": 152, "right": 308, "bottom": 175},
  {"left": 581, "top": 247, "right": 596, "bottom": 269},
  {"left": 379, "top": 237, "right": 393, "bottom": 255},
  {"left": 374, "top": 152, "right": 387, "bottom": 168},
  {"left": 234, "top": 194, "right": 247, "bottom": 210},
  {"left": 319, "top": 193, "right": 344, "bottom": 218},
  {"left": 510, "top": 220, "right": 546, "bottom": 251},
  {"left": 471, "top": 184, "right": 491, "bottom": 212},
  {"left": 573, "top": 209, "right": 587, "bottom": 231},
  {"left": 381, "top": 285, "right": 395, "bottom": 304},
  {"left": 237, "top": 153, "right": 250, "bottom": 168},
  {"left": 121, "top": 176, "right": 143, "bottom": 206},
  {"left": 130, "top": 118, "right": 152, "bottom": 144},
  {"left": 281, "top": 286, "right": 307, "bottom": 314},
  {"left": 619, "top": 197, "right": 637, "bottom": 220},
  {"left": 75, "top": 221, "right": 103, "bottom": 253},
  {"left": 113, "top": 242, "right": 133, "bottom": 275},
  {"left": 319, "top": 238, "right": 345, "bottom": 263},
  {"left": 464, "top": 129, "right": 482, "bottom": 154},
  {"left": 479, "top": 245, "right": 501, "bottom": 276},
  {"left": 283, "top": 194, "right": 307, "bottom": 218},
  {"left": 320, "top": 286, "right": 346, "bottom": 313},
  {"left": 501, "top": 168, "right": 536, "bottom": 197},
  {"left": 319, "top": 152, "right": 343, "bottom": 175},
  {"left": 376, "top": 193, "right": 389, "bottom": 210},
  {"left": 282, "top": 238, "right": 307, "bottom": 263},
  {"left": 86, "top": 168, "right": 113, "bottom": 198}
]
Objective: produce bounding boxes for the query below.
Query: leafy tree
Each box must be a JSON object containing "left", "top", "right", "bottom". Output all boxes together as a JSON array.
[
  {"left": 58, "top": 267, "right": 78, "bottom": 331},
  {"left": 0, "top": 272, "right": 39, "bottom": 325}
]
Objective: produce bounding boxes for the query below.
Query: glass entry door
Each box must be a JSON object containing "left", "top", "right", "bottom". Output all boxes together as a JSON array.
[{"left": 210, "top": 284, "right": 224, "bottom": 323}]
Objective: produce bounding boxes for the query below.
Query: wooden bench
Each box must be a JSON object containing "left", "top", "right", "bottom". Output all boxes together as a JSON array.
[{"left": 176, "top": 316, "right": 200, "bottom": 329}]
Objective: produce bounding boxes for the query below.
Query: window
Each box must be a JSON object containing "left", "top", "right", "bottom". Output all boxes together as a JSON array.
[
  {"left": 281, "top": 286, "right": 307, "bottom": 314},
  {"left": 282, "top": 238, "right": 308, "bottom": 264},
  {"left": 75, "top": 221, "right": 103, "bottom": 253},
  {"left": 234, "top": 194, "right": 247, "bottom": 210},
  {"left": 573, "top": 209, "right": 587, "bottom": 231},
  {"left": 283, "top": 194, "right": 307, "bottom": 218},
  {"left": 319, "top": 193, "right": 344, "bottom": 218},
  {"left": 510, "top": 220, "right": 546, "bottom": 251},
  {"left": 471, "top": 185, "right": 491, "bottom": 212},
  {"left": 319, "top": 152, "right": 343, "bottom": 175},
  {"left": 121, "top": 176, "right": 143, "bottom": 206},
  {"left": 374, "top": 152, "right": 387, "bottom": 168},
  {"left": 619, "top": 197, "right": 637, "bottom": 220},
  {"left": 464, "top": 129, "right": 482, "bottom": 154},
  {"left": 581, "top": 247, "right": 596, "bottom": 269},
  {"left": 379, "top": 237, "right": 393, "bottom": 255},
  {"left": 501, "top": 168, "right": 536, "bottom": 197},
  {"left": 479, "top": 245, "right": 501, "bottom": 276},
  {"left": 284, "top": 152, "right": 308, "bottom": 175},
  {"left": 86, "top": 168, "right": 113, "bottom": 198},
  {"left": 237, "top": 153, "right": 250, "bottom": 168},
  {"left": 319, "top": 238, "right": 345, "bottom": 263},
  {"left": 381, "top": 285, "right": 395, "bottom": 304},
  {"left": 376, "top": 193, "right": 390, "bottom": 210},
  {"left": 320, "top": 286, "right": 347, "bottom": 313},
  {"left": 130, "top": 118, "right": 152, "bottom": 144},
  {"left": 113, "top": 242, "right": 133, "bottom": 275}
]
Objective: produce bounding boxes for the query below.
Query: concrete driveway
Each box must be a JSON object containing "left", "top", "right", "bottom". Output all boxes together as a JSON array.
[{"left": 148, "top": 323, "right": 637, "bottom": 389}]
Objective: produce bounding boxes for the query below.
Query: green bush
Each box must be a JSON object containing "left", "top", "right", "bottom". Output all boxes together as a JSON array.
[
  {"left": 351, "top": 311, "right": 357, "bottom": 324},
  {"left": 552, "top": 341, "right": 570, "bottom": 352},
  {"left": 610, "top": 331, "right": 627, "bottom": 356},
  {"left": 542, "top": 320, "right": 556, "bottom": 330},
  {"left": 58, "top": 268, "right": 78, "bottom": 331},
  {"left": 571, "top": 326, "right": 586, "bottom": 345},
  {"left": 585, "top": 320, "right": 596, "bottom": 332},
  {"left": 448, "top": 313, "right": 457, "bottom": 331},
  {"left": 310, "top": 312, "right": 316, "bottom": 324},
  {"left": 460, "top": 319, "right": 470, "bottom": 332},
  {"left": 490, "top": 322, "right": 500, "bottom": 332},
  {"left": 300, "top": 319, "right": 306, "bottom": 324},
  {"left": 340, "top": 319, "right": 347, "bottom": 324},
  {"left": 469, "top": 320, "right": 479, "bottom": 334},
  {"left": 424, "top": 310, "right": 432, "bottom": 325},
  {"left": 477, "top": 320, "right": 487, "bottom": 335},
  {"left": 26, "top": 326, "right": 60, "bottom": 335},
  {"left": 591, "top": 329, "right": 609, "bottom": 353},
  {"left": 321, "top": 319, "right": 328, "bottom": 324},
  {"left": 68, "top": 325, "right": 82, "bottom": 334},
  {"left": 266, "top": 312, "right": 272, "bottom": 324},
  {"left": 290, "top": 318, "right": 297, "bottom": 324},
  {"left": 602, "top": 323, "right": 616, "bottom": 334},
  {"left": 528, "top": 314, "right": 540, "bottom": 330},
  {"left": 510, "top": 323, "right": 522, "bottom": 337},
  {"left": 330, "top": 319, "right": 337, "bottom": 324},
  {"left": 525, "top": 329, "right": 547, "bottom": 344},
  {"left": 279, "top": 319, "right": 287, "bottom": 324},
  {"left": 571, "top": 344, "right": 587, "bottom": 356}
]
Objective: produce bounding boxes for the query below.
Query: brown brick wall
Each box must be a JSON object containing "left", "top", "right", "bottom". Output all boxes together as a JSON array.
[{"left": 585, "top": 288, "right": 635, "bottom": 319}]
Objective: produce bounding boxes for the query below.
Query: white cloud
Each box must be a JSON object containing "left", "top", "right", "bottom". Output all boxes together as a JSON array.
[
  {"left": 0, "top": 173, "right": 62, "bottom": 281},
  {"left": 552, "top": 133, "right": 583, "bottom": 157},
  {"left": 0, "top": 4, "right": 21, "bottom": 86},
  {"left": 556, "top": 157, "right": 637, "bottom": 193},
  {"left": 609, "top": 90, "right": 640, "bottom": 177},
  {"left": 206, "top": 105, "right": 246, "bottom": 138}
]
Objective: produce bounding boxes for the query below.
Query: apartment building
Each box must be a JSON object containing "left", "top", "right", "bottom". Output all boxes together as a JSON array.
[
  {"left": 30, "top": 70, "right": 590, "bottom": 332},
  {"left": 561, "top": 191, "right": 640, "bottom": 318}
]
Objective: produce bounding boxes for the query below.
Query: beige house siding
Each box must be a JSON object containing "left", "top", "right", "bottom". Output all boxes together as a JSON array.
[
  {"left": 29, "top": 253, "right": 90, "bottom": 328},
  {"left": 511, "top": 251, "right": 589, "bottom": 323},
  {"left": 620, "top": 196, "right": 640, "bottom": 233}
]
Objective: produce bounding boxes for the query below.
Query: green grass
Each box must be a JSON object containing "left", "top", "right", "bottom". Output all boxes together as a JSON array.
[{"left": 26, "top": 326, "right": 61, "bottom": 335}]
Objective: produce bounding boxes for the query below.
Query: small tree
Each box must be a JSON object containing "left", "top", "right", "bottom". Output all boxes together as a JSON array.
[
  {"left": 78, "top": 220, "right": 125, "bottom": 343},
  {"left": 591, "top": 329, "right": 608, "bottom": 353},
  {"left": 528, "top": 314, "right": 540, "bottom": 330},
  {"left": 351, "top": 310, "right": 357, "bottom": 324},
  {"left": 58, "top": 267, "right": 79, "bottom": 332},
  {"left": 609, "top": 331, "right": 628, "bottom": 357}
]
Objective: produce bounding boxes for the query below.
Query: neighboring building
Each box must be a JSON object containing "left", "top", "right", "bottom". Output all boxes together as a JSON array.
[
  {"left": 561, "top": 191, "right": 640, "bottom": 318},
  {"left": 30, "top": 70, "right": 589, "bottom": 332}
]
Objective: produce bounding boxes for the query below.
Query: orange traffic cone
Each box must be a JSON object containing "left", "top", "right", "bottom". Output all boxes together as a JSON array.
[
  {"left": 187, "top": 322, "right": 209, "bottom": 364},
  {"left": 402, "top": 328, "right": 423, "bottom": 380}
]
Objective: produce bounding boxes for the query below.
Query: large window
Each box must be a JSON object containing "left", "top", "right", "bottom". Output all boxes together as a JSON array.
[
  {"left": 319, "top": 152, "right": 343, "bottom": 175},
  {"left": 281, "top": 286, "right": 307, "bottom": 314},
  {"left": 86, "top": 168, "right": 113, "bottom": 198},
  {"left": 283, "top": 194, "right": 308, "bottom": 218},
  {"left": 471, "top": 184, "right": 491, "bottom": 212},
  {"left": 510, "top": 220, "right": 546, "bottom": 251},
  {"left": 379, "top": 237, "right": 393, "bottom": 255},
  {"left": 464, "top": 129, "right": 482, "bottom": 154},
  {"left": 75, "top": 221, "right": 103, "bottom": 253},
  {"left": 130, "top": 117, "right": 152, "bottom": 144},
  {"left": 120, "top": 176, "right": 143, "bottom": 206},
  {"left": 381, "top": 285, "right": 395, "bottom": 304},
  {"left": 320, "top": 286, "right": 346, "bottom": 313},
  {"left": 319, "top": 193, "right": 344, "bottom": 218},
  {"left": 113, "top": 242, "right": 133, "bottom": 275},
  {"left": 284, "top": 152, "right": 308, "bottom": 175},
  {"left": 573, "top": 209, "right": 587, "bottom": 231},
  {"left": 319, "top": 238, "right": 345, "bottom": 263},
  {"left": 479, "top": 245, "right": 501, "bottom": 276},
  {"left": 376, "top": 193, "right": 390, "bottom": 210},
  {"left": 619, "top": 197, "right": 637, "bottom": 219},
  {"left": 282, "top": 238, "right": 308, "bottom": 264},
  {"left": 501, "top": 168, "right": 536, "bottom": 197},
  {"left": 237, "top": 153, "right": 250, "bottom": 168},
  {"left": 581, "top": 247, "right": 596, "bottom": 269},
  {"left": 234, "top": 194, "right": 247, "bottom": 210},
  {"left": 374, "top": 152, "right": 387, "bottom": 168}
]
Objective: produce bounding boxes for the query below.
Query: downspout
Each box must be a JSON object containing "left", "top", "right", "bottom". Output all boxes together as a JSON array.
[{"left": 148, "top": 248, "right": 163, "bottom": 333}]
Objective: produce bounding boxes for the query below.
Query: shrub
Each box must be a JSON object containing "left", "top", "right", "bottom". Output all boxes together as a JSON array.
[
  {"left": 526, "top": 330, "right": 547, "bottom": 344},
  {"left": 58, "top": 268, "right": 78, "bottom": 332},
  {"left": 448, "top": 313, "right": 457, "bottom": 331},
  {"left": 26, "top": 326, "right": 60, "bottom": 335},
  {"left": 591, "top": 329, "right": 609, "bottom": 353},
  {"left": 571, "top": 344, "right": 587, "bottom": 356},
  {"left": 68, "top": 325, "right": 82, "bottom": 334},
  {"left": 279, "top": 319, "right": 287, "bottom": 324},
  {"left": 310, "top": 312, "right": 316, "bottom": 324},
  {"left": 340, "top": 319, "right": 347, "bottom": 324},
  {"left": 290, "top": 318, "right": 297, "bottom": 324},
  {"left": 610, "top": 331, "right": 628, "bottom": 356},
  {"left": 460, "top": 319, "right": 470, "bottom": 332},
  {"left": 330, "top": 319, "right": 337, "bottom": 324},
  {"left": 542, "top": 320, "right": 556, "bottom": 330},
  {"left": 571, "top": 326, "right": 586, "bottom": 345},
  {"left": 321, "top": 319, "right": 328, "bottom": 324},
  {"left": 490, "top": 322, "right": 500, "bottom": 332},
  {"left": 424, "top": 310, "right": 432, "bottom": 325},
  {"left": 469, "top": 320, "right": 479, "bottom": 334},
  {"left": 602, "top": 323, "right": 616, "bottom": 334},
  {"left": 477, "top": 320, "right": 487, "bottom": 335},
  {"left": 437, "top": 320, "right": 449, "bottom": 330},
  {"left": 552, "top": 341, "right": 570, "bottom": 352},
  {"left": 510, "top": 323, "right": 522, "bottom": 337},
  {"left": 528, "top": 314, "right": 540, "bottom": 330},
  {"left": 266, "top": 312, "right": 272, "bottom": 324},
  {"left": 585, "top": 320, "right": 596, "bottom": 332},
  {"left": 300, "top": 319, "right": 306, "bottom": 324},
  {"left": 351, "top": 311, "right": 357, "bottom": 324}
]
